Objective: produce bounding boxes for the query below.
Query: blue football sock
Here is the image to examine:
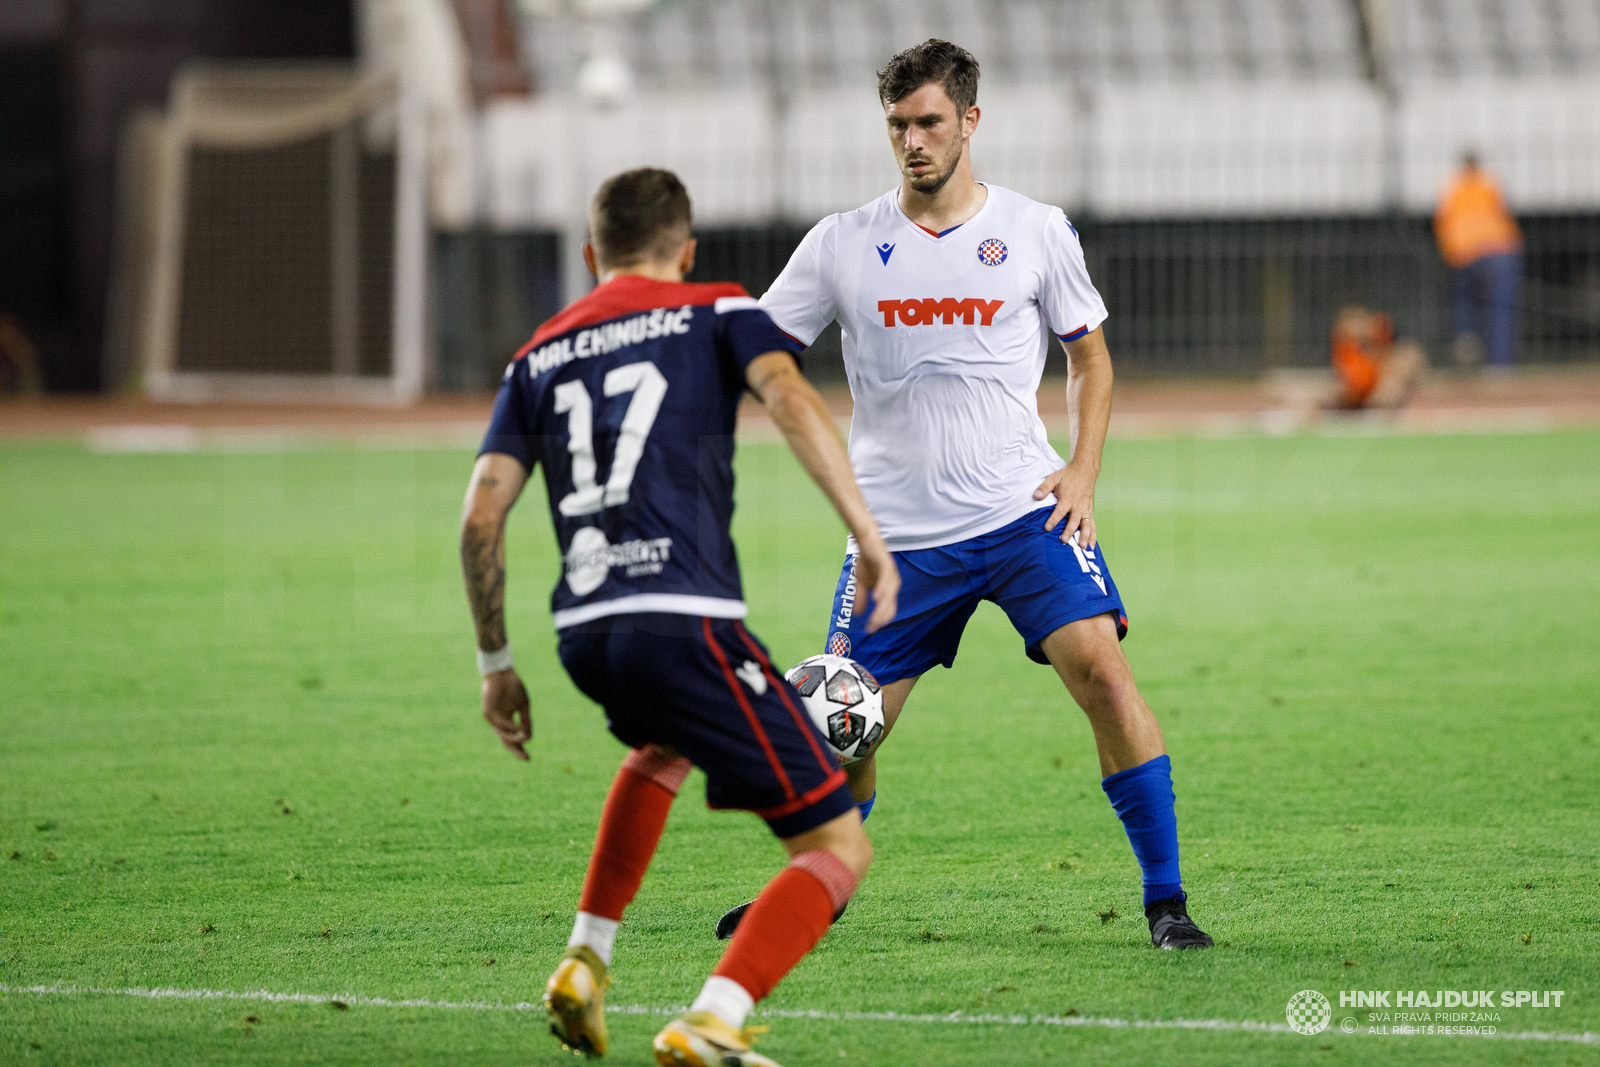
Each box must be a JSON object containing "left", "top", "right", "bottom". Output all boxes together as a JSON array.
[
  {"left": 857, "top": 791, "right": 876, "bottom": 822},
  {"left": 1100, "top": 755, "right": 1184, "bottom": 908}
]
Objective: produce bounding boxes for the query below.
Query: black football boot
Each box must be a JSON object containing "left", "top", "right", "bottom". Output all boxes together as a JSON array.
[
  {"left": 1145, "top": 892, "right": 1213, "bottom": 949},
  {"left": 715, "top": 899, "right": 848, "bottom": 940}
]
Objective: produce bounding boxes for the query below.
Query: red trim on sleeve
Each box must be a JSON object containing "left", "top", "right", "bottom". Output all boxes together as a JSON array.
[{"left": 518, "top": 276, "right": 749, "bottom": 355}]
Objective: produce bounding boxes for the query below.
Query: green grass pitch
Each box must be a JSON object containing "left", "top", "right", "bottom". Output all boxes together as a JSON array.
[{"left": 2, "top": 429, "right": 1598, "bottom": 1066}]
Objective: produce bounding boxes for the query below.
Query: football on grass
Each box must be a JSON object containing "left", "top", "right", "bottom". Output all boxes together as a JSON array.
[{"left": 784, "top": 654, "right": 886, "bottom": 766}]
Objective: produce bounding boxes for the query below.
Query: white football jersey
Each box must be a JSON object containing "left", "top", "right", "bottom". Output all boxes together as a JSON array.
[{"left": 760, "top": 184, "right": 1108, "bottom": 551}]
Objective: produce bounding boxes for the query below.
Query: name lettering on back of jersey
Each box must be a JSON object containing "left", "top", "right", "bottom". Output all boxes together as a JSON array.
[
  {"left": 876, "top": 242, "right": 895, "bottom": 265},
  {"left": 523, "top": 305, "right": 694, "bottom": 376},
  {"left": 876, "top": 298, "right": 1004, "bottom": 328}
]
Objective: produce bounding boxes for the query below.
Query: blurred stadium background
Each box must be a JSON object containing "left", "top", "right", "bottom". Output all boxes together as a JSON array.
[{"left": 2, "top": 0, "right": 1599, "bottom": 399}]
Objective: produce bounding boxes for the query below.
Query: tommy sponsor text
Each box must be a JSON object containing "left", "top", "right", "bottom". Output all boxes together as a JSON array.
[{"left": 876, "top": 298, "right": 1004, "bottom": 327}]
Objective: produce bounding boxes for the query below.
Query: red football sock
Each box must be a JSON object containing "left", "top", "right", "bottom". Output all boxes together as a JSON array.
[
  {"left": 712, "top": 850, "right": 858, "bottom": 1002},
  {"left": 578, "top": 746, "right": 691, "bottom": 921}
]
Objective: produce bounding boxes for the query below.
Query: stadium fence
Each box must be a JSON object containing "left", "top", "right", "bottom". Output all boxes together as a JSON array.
[{"left": 433, "top": 213, "right": 1600, "bottom": 388}]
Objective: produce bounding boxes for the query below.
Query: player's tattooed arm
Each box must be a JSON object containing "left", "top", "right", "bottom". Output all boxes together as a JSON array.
[
  {"left": 460, "top": 453, "right": 529, "bottom": 652},
  {"left": 462, "top": 452, "right": 533, "bottom": 758},
  {"left": 746, "top": 351, "right": 900, "bottom": 632},
  {"left": 461, "top": 524, "right": 507, "bottom": 649},
  {"left": 1036, "top": 326, "right": 1114, "bottom": 549}
]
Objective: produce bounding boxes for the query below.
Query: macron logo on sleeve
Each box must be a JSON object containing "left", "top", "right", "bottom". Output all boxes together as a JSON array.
[{"left": 876, "top": 298, "right": 1004, "bottom": 327}]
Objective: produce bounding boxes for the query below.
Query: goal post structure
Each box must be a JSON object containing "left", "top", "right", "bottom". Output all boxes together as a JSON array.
[{"left": 140, "top": 63, "right": 428, "bottom": 405}]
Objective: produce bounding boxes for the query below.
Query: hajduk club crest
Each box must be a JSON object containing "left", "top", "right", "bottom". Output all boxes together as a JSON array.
[{"left": 977, "top": 238, "right": 1008, "bottom": 266}]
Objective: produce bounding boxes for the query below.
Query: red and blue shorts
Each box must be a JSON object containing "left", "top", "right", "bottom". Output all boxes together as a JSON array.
[{"left": 559, "top": 613, "right": 854, "bottom": 838}]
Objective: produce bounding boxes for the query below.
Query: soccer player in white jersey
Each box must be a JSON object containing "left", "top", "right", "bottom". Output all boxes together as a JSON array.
[{"left": 716, "top": 40, "right": 1211, "bottom": 950}]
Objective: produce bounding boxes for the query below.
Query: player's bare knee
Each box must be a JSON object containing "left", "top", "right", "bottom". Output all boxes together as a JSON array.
[
  {"left": 1090, "top": 645, "right": 1138, "bottom": 693},
  {"left": 643, "top": 742, "right": 680, "bottom": 762},
  {"left": 621, "top": 744, "right": 692, "bottom": 795},
  {"left": 785, "top": 809, "right": 872, "bottom": 880},
  {"left": 827, "top": 821, "right": 873, "bottom": 881}
]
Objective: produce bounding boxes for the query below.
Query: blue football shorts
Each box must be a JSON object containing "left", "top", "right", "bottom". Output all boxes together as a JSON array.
[
  {"left": 559, "top": 613, "right": 855, "bottom": 838},
  {"left": 822, "top": 506, "right": 1129, "bottom": 687}
]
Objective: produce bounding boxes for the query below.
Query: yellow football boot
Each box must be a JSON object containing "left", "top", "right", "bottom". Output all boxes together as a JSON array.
[
  {"left": 543, "top": 945, "right": 611, "bottom": 1057},
  {"left": 652, "top": 1010, "right": 781, "bottom": 1067}
]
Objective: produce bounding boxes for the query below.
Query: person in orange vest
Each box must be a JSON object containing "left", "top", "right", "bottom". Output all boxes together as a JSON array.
[
  {"left": 1434, "top": 151, "right": 1523, "bottom": 368},
  {"left": 1325, "top": 305, "right": 1426, "bottom": 410}
]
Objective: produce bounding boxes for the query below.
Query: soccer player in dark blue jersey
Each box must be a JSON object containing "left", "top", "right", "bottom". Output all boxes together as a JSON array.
[{"left": 460, "top": 168, "right": 899, "bottom": 1067}]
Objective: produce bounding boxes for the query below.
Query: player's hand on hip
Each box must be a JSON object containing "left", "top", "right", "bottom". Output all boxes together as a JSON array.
[
  {"left": 481, "top": 669, "right": 532, "bottom": 760},
  {"left": 852, "top": 542, "right": 901, "bottom": 634},
  {"left": 1035, "top": 464, "right": 1098, "bottom": 549}
]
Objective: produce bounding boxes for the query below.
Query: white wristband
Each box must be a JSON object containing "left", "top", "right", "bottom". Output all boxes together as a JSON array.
[{"left": 477, "top": 644, "right": 514, "bottom": 676}]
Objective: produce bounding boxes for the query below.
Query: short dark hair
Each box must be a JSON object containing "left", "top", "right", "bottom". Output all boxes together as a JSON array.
[
  {"left": 589, "top": 167, "right": 693, "bottom": 267},
  {"left": 877, "top": 39, "right": 980, "bottom": 115}
]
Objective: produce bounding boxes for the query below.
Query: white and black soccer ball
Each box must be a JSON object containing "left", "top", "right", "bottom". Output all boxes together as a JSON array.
[{"left": 784, "top": 654, "right": 886, "bottom": 766}]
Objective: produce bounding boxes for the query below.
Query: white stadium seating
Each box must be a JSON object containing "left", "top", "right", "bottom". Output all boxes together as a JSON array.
[
  {"left": 490, "top": 0, "right": 1600, "bottom": 223},
  {"left": 1087, "top": 80, "right": 1386, "bottom": 217},
  {"left": 1398, "top": 75, "right": 1600, "bottom": 213}
]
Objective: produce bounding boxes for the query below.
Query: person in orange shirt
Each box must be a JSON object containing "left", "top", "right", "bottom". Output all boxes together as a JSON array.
[
  {"left": 1434, "top": 152, "right": 1523, "bottom": 368},
  {"left": 1325, "top": 305, "right": 1426, "bottom": 411}
]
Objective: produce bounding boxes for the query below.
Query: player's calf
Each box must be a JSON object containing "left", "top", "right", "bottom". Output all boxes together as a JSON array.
[
  {"left": 672, "top": 819, "right": 865, "bottom": 1063},
  {"left": 714, "top": 796, "right": 873, "bottom": 939},
  {"left": 548, "top": 744, "right": 692, "bottom": 1055},
  {"left": 687, "top": 813, "right": 867, "bottom": 1043},
  {"left": 1042, "top": 617, "right": 1211, "bottom": 948}
]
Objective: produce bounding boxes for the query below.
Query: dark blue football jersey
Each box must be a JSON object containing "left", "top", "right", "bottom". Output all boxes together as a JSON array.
[{"left": 479, "top": 275, "right": 798, "bottom": 629}]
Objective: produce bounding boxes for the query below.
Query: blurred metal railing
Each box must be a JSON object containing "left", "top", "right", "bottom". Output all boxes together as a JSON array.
[
  {"left": 1074, "top": 215, "right": 1596, "bottom": 373},
  {"left": 433, "top": 215, "right": 1600, "bottom": 387},
  {"left": 690, "top": 215, "right": 1600, "bottom": 378}
]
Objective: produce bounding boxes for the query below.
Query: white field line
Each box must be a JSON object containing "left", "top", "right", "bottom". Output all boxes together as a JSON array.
[
  {"left": 83, "top": 424, "right": 486, "bottom": 454},
  {"left": 1, "top": 983, "right": 1594, "bottom": 1046},
  {"left": 77, "top": 407, "right": 1591, "bottom": 454}
]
